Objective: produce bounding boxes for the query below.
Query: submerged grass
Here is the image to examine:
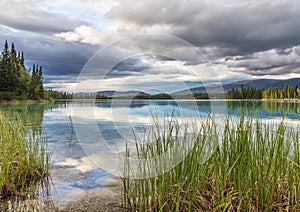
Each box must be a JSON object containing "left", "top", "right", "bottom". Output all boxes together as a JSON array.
[
  {"left": 0, "top": 111, "right": 49, "bottom": 199},
  {"left": 123, "top": 116, "right": 300, "bottom": 211}
]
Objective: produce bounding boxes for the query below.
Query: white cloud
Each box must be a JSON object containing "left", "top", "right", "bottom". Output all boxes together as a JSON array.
[
  {"left": 0, "top": 0, "right": 86, "bottom": 33},
  {"left": 55, "top": 25, "right": 102, "bottom": 44}
]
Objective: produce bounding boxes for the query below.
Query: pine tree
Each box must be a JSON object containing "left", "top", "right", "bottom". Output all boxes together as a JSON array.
[
  {"left": 21, "top": 52, "right": 24, "bottom": 67},
  {"left": 30, "top": 64, "right": 37, "bottom": 99},
  {"left": 38, "top": 66, "right": 44, "bottom": 99},
  {"left": 11, "top": 43, "right": 16, "bottom": 60},
  {"left": 1, "top": 41, "right": 10, "bottom": 92},
  {"left": 0, "top": 41, "right": 45, "bottom": 100},
  {"left": 3, "top": 40, "right": 9, "bottom": 59},
  {"left": 10, "top": 42, "right": 18, "bottom": 91}
]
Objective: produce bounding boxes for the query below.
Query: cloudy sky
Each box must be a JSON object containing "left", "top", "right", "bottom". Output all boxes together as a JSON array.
[{"left": 1, "top": 0, "right": 300, "bottom": 93}]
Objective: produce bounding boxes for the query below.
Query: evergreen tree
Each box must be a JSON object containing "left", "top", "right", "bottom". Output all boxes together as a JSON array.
[
  {"left": 262, "top": 84, "right": 300, "bottom": 99},
  {"left": 0, "top": 41, "right": 10, "bottom": 92},
  {"left": 0, "top": 41, "right": 45, "bottom": 100},
  {"left": 30, "top": 64, "right": 38, "bottom": 99},
  {"left": 9, "top": 42, "right": 18, "bottom": 91},
  {"left": 3, "top": 40, "right": 9, "bottom": 59},
  {"left": 21, "top": 52, "right": 24, "bottom": 67},
  {"left": 38, "top": 66, "right": 44, "bottom": 99},
  {"left": 11, "top": 43, "right": 16, "bottom": 60}
]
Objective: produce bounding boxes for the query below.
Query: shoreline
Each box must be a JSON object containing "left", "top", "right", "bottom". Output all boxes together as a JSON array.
[
  {"left": 0, "top": 99, "right": 54, "bottom": 104},
  {"left": 57, "top": 177, "right": 123, "bottom": 211},
  {"left": 0, "top": 176, "right": 123, "bottom": 211},
  {"left": 1, "top": 98, "right": 299, "bottom": 104}
]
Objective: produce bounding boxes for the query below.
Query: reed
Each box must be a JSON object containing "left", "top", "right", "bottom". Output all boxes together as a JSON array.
[
  {"left": 0, "top": 111, "right": 49, "bottom": 199},
  {"left": 123, "top": 115, "right": 300, "bottom": 211}
]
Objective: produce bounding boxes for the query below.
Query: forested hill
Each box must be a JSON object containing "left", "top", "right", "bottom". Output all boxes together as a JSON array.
[{"left": 0, "top": 41, "right": 44, "bottom": 101}]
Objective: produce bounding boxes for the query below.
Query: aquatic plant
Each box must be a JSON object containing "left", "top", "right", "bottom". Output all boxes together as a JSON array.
[
  {"left": 0, "top": 111, "right": 49, "bottom": 198},
  {"left": 123, "top": 116, "right": 300, "bottom": 211}
]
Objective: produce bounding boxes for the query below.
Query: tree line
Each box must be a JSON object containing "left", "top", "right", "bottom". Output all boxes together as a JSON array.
[
  {"left": 225, "top": 84, "right": 300, "bottom": 100},
  {"left": 0, "top": 41, "right": 44, "bottom": 100},
  {"left": 45, "top": 89, "right": 73, "bottom": 100},
  {"left": 262, "top": 84, "right": 300, "bottom": 99}
]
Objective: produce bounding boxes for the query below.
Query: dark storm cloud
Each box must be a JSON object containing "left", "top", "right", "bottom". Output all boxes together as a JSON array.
[
  {"left": 0, "top": 28, "right": 99, "bottom": 78},
  {"left": 104, "top": 0, "right": 300, "bottom": 80},
  {"left": 219, "top": 46, "right": 300, "bottom": 75},
  {"left": 42, "top": 76, "right": 78, "bottom": 85},
  {"left": 107, "top": 57, "right": 151, "bottom": 78},
  {"left": 109, "top": 55, "right": 171, "bottom": 77},
  {"left": 107, "top": 0, "right": 300, "bottom": 56},
  {"left": 2, "top": 0, "right": 300, "bottom": 92},
  {"left": 239, "top": 63, "right": 300, "bottom": 76}
]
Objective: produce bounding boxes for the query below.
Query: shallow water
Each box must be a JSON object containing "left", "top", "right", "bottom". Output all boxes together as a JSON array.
[{"left": 1, "top": 99, "right": 300, "bottom": 208}]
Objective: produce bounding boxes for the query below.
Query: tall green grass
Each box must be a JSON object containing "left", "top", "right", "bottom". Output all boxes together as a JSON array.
[
  {"left": 122, "top": 116, "right": 300, "bottom": 211},
  {"left": 0, "top": 111, "right": 49, "bottom": 199}
]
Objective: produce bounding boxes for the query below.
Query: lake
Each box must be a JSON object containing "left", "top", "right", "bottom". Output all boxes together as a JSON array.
[{"left": 0, "top": 99, "right": 299, "bottom": 208}]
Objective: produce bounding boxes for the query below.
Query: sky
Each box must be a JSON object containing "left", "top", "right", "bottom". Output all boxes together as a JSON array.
[{"left": 1, "top": 0, "right": 300, "bottom": 93}]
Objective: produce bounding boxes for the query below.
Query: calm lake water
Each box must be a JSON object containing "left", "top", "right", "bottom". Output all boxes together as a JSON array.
[{"left": 1, "top": 99, "right": 300, "bottom": 205}]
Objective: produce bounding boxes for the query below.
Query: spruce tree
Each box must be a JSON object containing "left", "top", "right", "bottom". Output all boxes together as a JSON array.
[
  {"left": 38, "top": 66, "right": 44, "bottom": 99},
  {"left": 30, "top": 64, "right": 37, "bottom": 99},
  {"left": 11, "top": 43, "right": 16, "bottom": 60},
  {"left": 21, "top": 52, "right": 24, "bottom": 67},
  {"left": 0, "top": 41, "right": 45, "bottom": 100},
  {"left": 1, "top": 41, "right": 10, "bottom": 92},
  {"left": 10, "top": 42, "right": 18, "bottom": 91}
]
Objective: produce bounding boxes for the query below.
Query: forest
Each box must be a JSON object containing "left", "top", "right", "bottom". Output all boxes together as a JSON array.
[
  {"left": 0, "top": 41, "right": 44, "bottom": 100},
  {"left": 0, "top": 41, "right": 74, "bottom": 101},
  {"left": 226, "top": 84, "right": 300, "bottom": 99}
]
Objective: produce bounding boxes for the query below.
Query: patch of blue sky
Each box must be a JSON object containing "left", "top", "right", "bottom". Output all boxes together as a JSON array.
[{"left": 37, "top": 1, "right": 113, "bottom": 30}]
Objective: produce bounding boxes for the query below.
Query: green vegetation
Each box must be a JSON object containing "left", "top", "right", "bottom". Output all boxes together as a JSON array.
[
  {"left": 227, "top": 100, "right": 300, "bottom": 117},
  {"left": 226, "top": 85, "right": 263, "bottom": 99},
  {"left": 0, "top": 102, "right": 61, "bottom": 135},
  {"left": 194, "top": 93, "right": 209, "bottom": 99},
  {"left": 263, "top": 84, "right": 300, "bottom": 99},
  {"left": 134, "top": 93, "right": 173, "bottom": 99},
  {"left": 0, "top": 41, "right": 74, "bottom": 101},
  {"left": 95, "top": 94, "right": 112, "bottom": 100},
  {"left": 45, "top": 89, "right": 73, "bottom": 100},
  {"left": 123, "top": 116, "right": 300, "bottom": 211},
  {"left": 225, "top": 84, "right": 300, "bottom": 100},
  {"left": 0, "top": 41, "right": 45, "bottom": 101},
  {"left": 0, "top": 111, "right": 49, "bottom": 198}
]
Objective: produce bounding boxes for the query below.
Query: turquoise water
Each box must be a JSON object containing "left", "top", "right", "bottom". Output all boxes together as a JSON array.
[{"left": 1, "top": 100, "right": 299, "bottom": 203}]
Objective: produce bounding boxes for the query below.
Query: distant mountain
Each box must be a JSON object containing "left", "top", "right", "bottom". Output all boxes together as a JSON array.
[
  {"left": 173, "top": 78, "right": 300, "bottom": 95},
  {"left": 96, "top": 90, "right": 150, "bottom": 97}
]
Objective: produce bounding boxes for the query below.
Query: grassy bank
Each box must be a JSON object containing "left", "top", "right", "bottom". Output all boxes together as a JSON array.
[
  {"left": 0, "top": 111, "right": 49, "bottom": 199},
  {"left": 0, "top": 99, "right": 53, "bottom": 104},
  {"left": 123, "top": 116, "right": 300, "bottom": 211}
]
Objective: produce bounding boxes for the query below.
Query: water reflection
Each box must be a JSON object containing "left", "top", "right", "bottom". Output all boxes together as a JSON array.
[
  {"left": 0, "top": 102, "right": 67, "bottom": 134},
  {"left": 0, "top": 100, "right": 300, "bottom": 209},
  {"left": 0, "top": 173, "right": 55, "bottom": 211},
  {"left": 227, "top": 100, "right": 300, "bottom": 119},
  {"left": 0, "top": 102, "right": 67, "bottom": 211}
]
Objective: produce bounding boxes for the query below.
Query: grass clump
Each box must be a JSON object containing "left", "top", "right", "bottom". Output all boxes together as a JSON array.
[
  {"left": 0, "top": 111, "right": 49, "bottom": 199},
  {"left": 122, "top": 116, "right": 300, "bottom": 211}
]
